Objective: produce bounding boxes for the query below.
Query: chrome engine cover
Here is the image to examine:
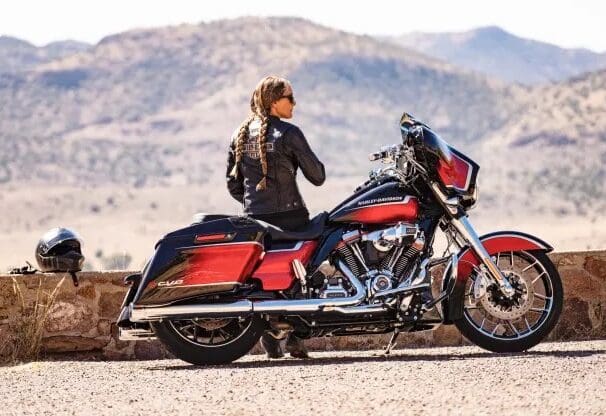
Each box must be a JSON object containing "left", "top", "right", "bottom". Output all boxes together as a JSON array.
[{"left": 361, "top": 223, "right": 420, "bottom": 248}]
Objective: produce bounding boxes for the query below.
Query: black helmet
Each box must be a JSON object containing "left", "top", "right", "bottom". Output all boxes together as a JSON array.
[{"left": 35, "top": 227, "right": 84, "bottom": 273}]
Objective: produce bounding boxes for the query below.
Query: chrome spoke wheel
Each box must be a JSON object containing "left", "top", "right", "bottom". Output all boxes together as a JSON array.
[
  {"left": 169, "top": 317, "right": 254, "bottom": 348},
  {"left": 151, "top": 314, "right": 265, "bottom": 365},
  {"left": 463, "top": 250, "right": 555, "bottom": 341}
]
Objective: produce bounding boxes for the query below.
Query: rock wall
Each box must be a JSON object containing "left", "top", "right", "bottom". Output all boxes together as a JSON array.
[{"left": 1, "top": 250, "right": 604, "bottom": 361}]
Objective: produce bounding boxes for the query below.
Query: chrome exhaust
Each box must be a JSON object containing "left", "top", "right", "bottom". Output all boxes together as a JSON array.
[
  {"left": 118, "top": 327, "right": 157, "bottom": 341},
  {"left": 130, "top": 300, "right": 254, "bottom": 322},
  {"left": 129, "top": 261, "right": 369, "bottom": 323}
]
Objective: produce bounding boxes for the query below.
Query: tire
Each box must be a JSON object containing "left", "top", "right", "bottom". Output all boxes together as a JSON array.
[
  {"left": 151, "top": 315, "right": 266, "bottom": 365},
  {"left": 454, "top": 251, "right": 563, "bottom": 353}
]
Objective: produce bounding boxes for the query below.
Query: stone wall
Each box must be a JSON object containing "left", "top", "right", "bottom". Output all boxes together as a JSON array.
[{"left": 1, "top": 250, "right": 605, "bottom": 361}]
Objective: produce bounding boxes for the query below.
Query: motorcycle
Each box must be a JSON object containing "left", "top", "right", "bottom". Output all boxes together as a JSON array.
[{"left": 117, "top": 112, "right": 563, "bottom": 365}]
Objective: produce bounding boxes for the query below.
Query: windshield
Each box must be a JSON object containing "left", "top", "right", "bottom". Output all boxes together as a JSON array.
[{"left": 421, "top": 127, "right": 453, "bottom": 165}]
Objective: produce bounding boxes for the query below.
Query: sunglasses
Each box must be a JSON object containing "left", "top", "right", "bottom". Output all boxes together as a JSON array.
[{"left": 280, "top": 94, "right": 296, "bottom": 104}]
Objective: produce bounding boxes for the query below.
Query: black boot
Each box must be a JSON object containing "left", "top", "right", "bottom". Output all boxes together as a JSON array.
[
  {"left": 285, "top": 334, "right": 310, "bottom": 359},
  {"left": 261, "top": 333, "right": 284, "bottom": 359}
]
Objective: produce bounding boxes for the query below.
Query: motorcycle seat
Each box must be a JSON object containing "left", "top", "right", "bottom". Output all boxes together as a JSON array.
[{"left": 258, "top": 212, "right": 328, "bottom": 242}]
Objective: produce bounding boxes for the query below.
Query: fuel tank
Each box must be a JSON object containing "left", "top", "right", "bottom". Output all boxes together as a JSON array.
[
  {"left": 329, "top": 182, "right": 418, "bottom": 225},
  {"left": 133, "top": 216, "right": 266, "bottom": 306}
]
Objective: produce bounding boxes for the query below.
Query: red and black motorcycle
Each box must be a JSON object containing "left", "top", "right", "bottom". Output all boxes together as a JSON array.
[{"left": 117, "top": 113, "right": 563, "bottom": 365}]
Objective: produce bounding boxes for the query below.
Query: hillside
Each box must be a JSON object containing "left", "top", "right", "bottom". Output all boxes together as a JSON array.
[
  {"left": 0, "top": 35, "right": 90, "bottom": 73},
  {"left": 388, "top": 26, "right": 606, "bottom": 84},
  {"left": 0, "top": 17, "right": 512, "bottom": 187},
  {"left": 0, "top": 17, "right": 604, "bottom": 270},
  {"left": 479, "top": 69, "right": 606, "bottom": 216}
]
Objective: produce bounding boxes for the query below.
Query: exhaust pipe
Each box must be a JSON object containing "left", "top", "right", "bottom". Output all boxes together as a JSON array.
[
  {"left": 119, "top": 327, "right": 157, "bottom": 341},
  {"left": 129, "top": 261, "right": 371, "bottom": 322}
]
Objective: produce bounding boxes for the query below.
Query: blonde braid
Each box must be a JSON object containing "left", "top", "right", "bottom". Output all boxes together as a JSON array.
[
  {"left": 256, "top": 110, "right": 269, "bottom": 191},
  {"left": 229, "top": 114, "right": 255, "bottom": 178}
]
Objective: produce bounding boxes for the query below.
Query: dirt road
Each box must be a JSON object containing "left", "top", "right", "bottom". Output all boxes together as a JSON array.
[{"left": 1, "top": 340, "right": 605, "bottom": 416}]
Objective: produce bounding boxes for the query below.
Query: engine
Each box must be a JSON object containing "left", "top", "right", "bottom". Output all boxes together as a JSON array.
[{"left": 309, "top": 223, "right": 425, "bottom": 299}]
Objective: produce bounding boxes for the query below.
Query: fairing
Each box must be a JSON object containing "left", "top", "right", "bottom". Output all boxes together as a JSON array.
[
  {"left": 420, "top": 127, "right": 453, "bottom": 165},
  {"left": 419, "top": 127, "right": 479, "bottom": 197}
]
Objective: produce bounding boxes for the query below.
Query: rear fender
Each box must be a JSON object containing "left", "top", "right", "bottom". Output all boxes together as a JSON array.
[{"left": 441, "top": 231, "right": 553, "bottom": 323}]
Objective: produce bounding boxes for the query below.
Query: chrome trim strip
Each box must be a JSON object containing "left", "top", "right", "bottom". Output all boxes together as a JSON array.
[
  {"left": 348, "top": 197, "right": 414, "bottom": 211},
  {"left": 178, "top": 241, "right": 264, "bottom": 252},
  {"left": 160, "top": 282, "right": 241, "bottom": 290},
  {"left": 267, "top": 241, "right": 304, "bottom": 252}
]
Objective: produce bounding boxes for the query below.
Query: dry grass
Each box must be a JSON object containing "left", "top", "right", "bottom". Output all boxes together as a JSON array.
[{"left": 0, "top": 275, "right": 66, "bottom": 365}]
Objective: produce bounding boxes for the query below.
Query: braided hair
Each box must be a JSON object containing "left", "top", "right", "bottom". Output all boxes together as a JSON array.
[{"left": 229, "top": 75, "right": 288, "bottom": 191}]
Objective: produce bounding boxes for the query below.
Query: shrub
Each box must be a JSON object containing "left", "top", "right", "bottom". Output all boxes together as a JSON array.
[{"left": 0, "top": 275, "right": 65, "bottom": 365}]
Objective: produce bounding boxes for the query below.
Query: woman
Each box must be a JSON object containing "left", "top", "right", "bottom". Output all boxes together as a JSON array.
[{"left": 226, "top": 75, "right": 326, "bottom": 358}]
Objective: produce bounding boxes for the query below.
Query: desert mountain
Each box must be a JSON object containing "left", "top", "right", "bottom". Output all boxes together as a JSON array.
[
  {"left": 0, "top": 35, "right": 90, "bottom": 73},
  {"left": 0, "top": 17, "right": 513, "bottom": 187},
  {"left": 388, "top": 26, "right": 606, "bottom": 85},
  {"left": 0, "top": 17, "right": 604, "bottom": 270},
  {"left": 479, "top": 69, "right": 606, "bottom": 216}
]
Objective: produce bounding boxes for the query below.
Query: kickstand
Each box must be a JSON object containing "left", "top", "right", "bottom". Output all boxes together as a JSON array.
[{"left": 384, "top": 329, "right": 400, "bottom": 355}]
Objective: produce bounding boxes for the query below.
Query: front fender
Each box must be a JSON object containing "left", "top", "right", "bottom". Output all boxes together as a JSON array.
[{"left": 441, "top": 231, "right": 553, "bottom": 323}]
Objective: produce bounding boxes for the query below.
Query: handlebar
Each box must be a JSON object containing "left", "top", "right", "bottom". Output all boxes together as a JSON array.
[
  {"left": 368, "top": 144, "right": 405, "bottom": 163},
  {"left": 368, "top": 150, "right": 389, "bottom": 162}
]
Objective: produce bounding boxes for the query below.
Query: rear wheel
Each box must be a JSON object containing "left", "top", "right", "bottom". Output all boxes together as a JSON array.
[
  {"left": 454, "top": 250, "right": 562, "bottom": 353},
  {"left": 151, "top": 314, "right": 266, "bottom": 365}
]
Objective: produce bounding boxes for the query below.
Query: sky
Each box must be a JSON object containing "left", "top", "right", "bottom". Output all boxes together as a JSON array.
[{"left": 1, "top": 0, "right": 605, "bottom": 52}]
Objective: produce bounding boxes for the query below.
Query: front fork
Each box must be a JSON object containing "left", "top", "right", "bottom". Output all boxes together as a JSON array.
[{"left": 449, "top": 216, "right": 515, "bottom": 297}]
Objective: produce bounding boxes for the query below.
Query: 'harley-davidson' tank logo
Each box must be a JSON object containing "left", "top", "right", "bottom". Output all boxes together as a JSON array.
[{"left": 357, "top": 196, "right": 404, "bottom": 206}]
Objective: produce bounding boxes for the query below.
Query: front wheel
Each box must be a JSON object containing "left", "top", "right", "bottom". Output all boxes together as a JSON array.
[
  {"left": 454, "top": 250, "right": 563, "bottom": 353},
  {"left": 151, "top": 314, "right": 266, "bottom": 365}
]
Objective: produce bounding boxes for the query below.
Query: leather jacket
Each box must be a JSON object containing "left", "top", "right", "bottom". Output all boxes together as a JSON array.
[{"left": 226, "top": 115, "right": 325, "bottom": 215}]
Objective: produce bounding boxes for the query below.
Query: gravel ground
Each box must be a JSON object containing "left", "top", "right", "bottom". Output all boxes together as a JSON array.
[{"left": 1, "top": 340, "right": 605, "bottom": 416}]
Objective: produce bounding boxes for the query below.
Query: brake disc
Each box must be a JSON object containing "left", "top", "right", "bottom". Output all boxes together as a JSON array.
[{"left": 477, "top": 272, "right": 534, "bottom": 320}]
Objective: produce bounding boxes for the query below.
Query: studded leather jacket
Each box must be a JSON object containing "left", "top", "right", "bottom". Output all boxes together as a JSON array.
[{"left": 226, "top": 115, "right": 325, "bottom": 215}]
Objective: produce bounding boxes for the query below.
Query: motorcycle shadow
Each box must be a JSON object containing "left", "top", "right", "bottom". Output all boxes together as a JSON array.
[{"left": 147, "top": 347, "right": 606, "bottom": 371}]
